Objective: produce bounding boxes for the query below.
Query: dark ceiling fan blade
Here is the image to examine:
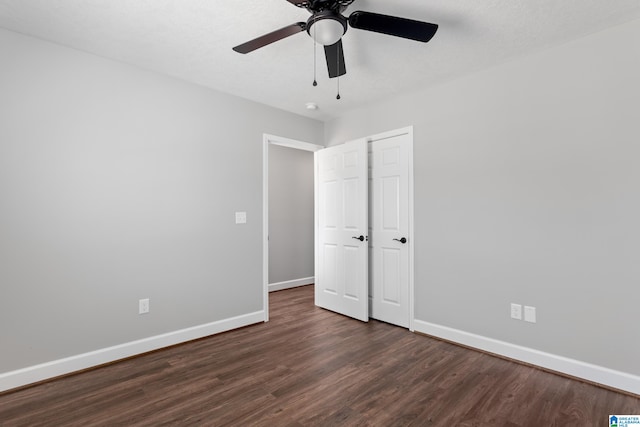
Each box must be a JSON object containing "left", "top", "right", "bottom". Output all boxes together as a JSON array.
[
  {"left": 348, "top": 11, "right": 438, "bottom": 43},
  {"left": 233, "top": 22, "right": 306, "bottom": 54},
  {"left": 324, "top": 39, "right": 346, "bottom": 78}
]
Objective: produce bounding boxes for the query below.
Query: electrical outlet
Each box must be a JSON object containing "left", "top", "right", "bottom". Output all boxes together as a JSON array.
[
  {"left": 235, "top": 211, "right": 247, "bottom": 224},
  {"left": 524, "top": 306, "right": 536, "bottom": 323},
  {"left": 510, "top": 303, "right": 522, "bottom": 320},
  {"left": 139, "top": 298, "right": 149, "bottom": 315}
]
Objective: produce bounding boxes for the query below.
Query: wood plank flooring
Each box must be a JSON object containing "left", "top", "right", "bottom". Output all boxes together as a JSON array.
[{"left": 1, "top": 285, "right": 638, "bottom": 426}]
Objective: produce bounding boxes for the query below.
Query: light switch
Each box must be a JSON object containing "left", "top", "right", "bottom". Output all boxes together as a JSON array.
[
  {"left": 510, "top": 303, "right": 522, "bottom": 320},
  {"left": 235, "top": 211, "right": 247, "bottom": 224}
]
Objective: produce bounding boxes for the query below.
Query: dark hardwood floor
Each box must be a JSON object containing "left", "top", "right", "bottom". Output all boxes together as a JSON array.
[{"left": 1, "top": 285, "right": 638, "bottom": 426}]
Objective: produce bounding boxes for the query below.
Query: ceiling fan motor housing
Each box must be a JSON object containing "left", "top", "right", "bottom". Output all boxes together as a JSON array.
[
  {"left": 295, "top": 0, "right": 354, "bottom": 13},
  {"left": 307, "top": 11, "right": 347, "bottom": 45}
]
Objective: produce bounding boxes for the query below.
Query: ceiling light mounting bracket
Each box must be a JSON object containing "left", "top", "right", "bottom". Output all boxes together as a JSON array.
[{"left": 291, "top": 0, "right": 355, "bottom": 13}]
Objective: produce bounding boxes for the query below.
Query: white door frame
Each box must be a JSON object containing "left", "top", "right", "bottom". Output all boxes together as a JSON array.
[{"left": 262, "top": 134, "right": 323, "bottom": 322}]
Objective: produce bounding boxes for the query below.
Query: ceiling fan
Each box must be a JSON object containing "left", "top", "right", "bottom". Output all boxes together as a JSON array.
[{"left": 232, "top": 0, "right": 439, "bottom": 80}]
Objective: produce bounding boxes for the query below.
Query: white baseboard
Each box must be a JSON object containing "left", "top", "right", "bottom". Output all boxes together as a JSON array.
[
  {"left": 269, "top": 277, "right": 314, "bottom": 292},
  {"left": 413, "top": 319, "right": 640, "bottom": 396},
  {"left": 0, "top": 311, "right": 265, "bottom": 393}
]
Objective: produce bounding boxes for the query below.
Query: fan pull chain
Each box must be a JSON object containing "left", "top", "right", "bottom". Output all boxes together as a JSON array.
[
  {"left": 336, "top": 41, "right": 341, "bottom": 100},
  {"left": 312, "top": 24, "right": 318, "bottom": 87}
]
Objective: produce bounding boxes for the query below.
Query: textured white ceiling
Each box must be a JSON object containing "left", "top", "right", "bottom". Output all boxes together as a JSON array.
[{"left": 1, "top": 0, "right": 640, "bottom": 121}]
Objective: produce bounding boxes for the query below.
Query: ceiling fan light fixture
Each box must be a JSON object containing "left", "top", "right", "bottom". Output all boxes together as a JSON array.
[{"left": 307, "top": 12, "right": 347, "bottom": 46}]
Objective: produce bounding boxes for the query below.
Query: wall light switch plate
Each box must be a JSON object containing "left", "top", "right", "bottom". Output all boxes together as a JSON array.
[
  {"left": 511, "top": 303, "right": 522, "bottom": 320},
  {"left": 235, "top": 211, "right": 247, "bottom": 224},
  {"left": 524, "top": 306, "right": 536, "bottom": 323}
]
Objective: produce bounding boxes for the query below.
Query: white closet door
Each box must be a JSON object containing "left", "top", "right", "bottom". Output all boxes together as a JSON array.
[
  {"left": 369, "top": 133, "right": 410, "bottom": 328},
  {"left": 315, "top": 140, "right": 369, "bottom": 322}
]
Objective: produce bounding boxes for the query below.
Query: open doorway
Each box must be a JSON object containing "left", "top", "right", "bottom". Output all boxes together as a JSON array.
[{"left": 262, "top": 135, "right": 323, "bottom": 321}]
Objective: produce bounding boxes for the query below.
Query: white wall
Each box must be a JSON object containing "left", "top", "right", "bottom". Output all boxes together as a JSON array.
[
  {"left": 268, "top": 145, "right": 314, "bottom": 286},
  {"left": 0, "top": 28, "right": 323, "bottom": 378},
  {"left": 326, "top": 18, "right": 640, "bottom": 379}
]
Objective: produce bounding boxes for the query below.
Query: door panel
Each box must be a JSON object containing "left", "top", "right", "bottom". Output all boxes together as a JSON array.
[
  {"left": 322, "top": 244, "right": 338, "bottom": 294},
  {"left": 382, "top": 176, "right": 400, "bottom": 230},
  {"left": 382, "top": 247, "right": 401, "bottom": 304},
  {"left": 315, "top": 140, "right": 368, "bottom": 322},
  {"left": 343, "top": 178, "right": 359, "bottom": 228},
  {"left": 344, "top": 245, "right": 361, "bottom": 299}
]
